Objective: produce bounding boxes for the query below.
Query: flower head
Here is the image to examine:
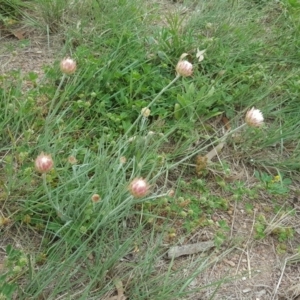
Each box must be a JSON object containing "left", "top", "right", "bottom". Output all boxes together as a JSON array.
[
  {"left": 196, "top": 48, "right": 206, "bottom": 62},
  {"left": 147, "top": 131, "right": 155, "bottom": 136},
  {"left": 68, "top": 155, "right": 77, "bottom": 164},
  {"left": 60, "top": 57, "right": 77, "bottom": 75},
  {"left": 120, "top": 156, "right": 127, "bottom": 164},
  {"left": 128, "top": 136, "right": 137, "bottom": 143},
  {"left": 245, "top": 107, "right": 264, "bottom": 127},
  {"left": 167, "top": 189, "right": 175, "bottom": 197},
  {"left": 35, "top": 153, "right": 53, "bottom": 173},
  {"left": 91, "top": 194, "right": 101, "bottom": 203},
  {"left": 176, "top": 60, "right": 193, "bottom": 77},
  {"left": 141, "top": 107, "right": 151, "bottom": 118},
  {"left": 129, "top": 177, "right": 149, "bottom": 198}
]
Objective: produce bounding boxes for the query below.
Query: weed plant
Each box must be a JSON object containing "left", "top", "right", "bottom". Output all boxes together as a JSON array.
[{"left": 1, "top": 0, "right": 300, "bottom": 299}]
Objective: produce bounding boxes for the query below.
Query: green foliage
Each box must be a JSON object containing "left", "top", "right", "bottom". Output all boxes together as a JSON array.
[
  {"left": 214, "top": 220, "right": 230, "bottom": 248},
  {"left": 254, "top": 214, "right": 267, "bottom": 239},
  {"left": 273, "top": 227, "right": 294, "bottom": 242},
  {"left": 149, "top": 12, "right": 195, "bottom": 59},
  {"left": 0, "top": 245, "right": 29, "bottom": 299},
  {"left": 224, "top": 180, "right": 258, "bottom": 201},
  {"left": 282, "top": 0, "right": 300, "bottom": 8},
  {"left": 255, "top": 171, "right": 292, "bottom": 195},
  {"left": 254, "top": 211, "right": 295, "bottom": 242},
  {"left": 1, "top": 0, "right": 300, "bottom": 298},
  {"left": 0, "top": 0, "right": 26, "bottom": 20},
  {"left": 245, "top": 202, "right": 254, "bottom": 214}
]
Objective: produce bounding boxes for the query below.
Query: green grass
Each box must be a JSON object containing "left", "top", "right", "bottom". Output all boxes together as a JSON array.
[{"left": 1, "top": 0, "right": 300, "bottom": 298}]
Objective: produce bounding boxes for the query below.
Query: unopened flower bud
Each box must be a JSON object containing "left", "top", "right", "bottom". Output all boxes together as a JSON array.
[
  {"left": 169, "top": 232, "right": 176, "bottom": 238},
  {"left": 60, "top": 57, "right": 77, "bottom": 75},
  {"left": 68, "top": 156, "right": 77, "bottom": 164},
  {"left": 245, "top": 107, "right": 264, "bottom": 127},
  {"left": 176, "top": 60, "right": 193, "bottom": 77},
  {"left": 141, "top": 107, "right": 151, "bottom": 118},
  {"left": 179, "top": 211, "right": 187, "bottom": 218},
  {"left": 205, "top": 22, "right": 213, "bottom": 29},
  {"left": 80, "top": 226, "right": 87, "bottom": 234},
  {"left": 91, "top": 194, "right": 101, "bottom": 203},
  {"left": 0, "top": 217, "right": 11, "bottom": 226},
  {"left": 128, "top": 136, "right": 136, "bottom": 143},
  {"left": 167, "top": 189, "right": 175, "bottom": 197},
  {"left": 13, "top": 266, "right": 22, "bottom": 274},
  {"left": 147, "top": 131, "right": 155, "bottom": 136},
  {"left": 120, "top": 156, "right": 127, "bottom": 164},
  {"left": 129, "top": 177, "right": 149, "bottom": 198},
  {"left": 35, "top": 153, "right": 53, "bottom": 173}
]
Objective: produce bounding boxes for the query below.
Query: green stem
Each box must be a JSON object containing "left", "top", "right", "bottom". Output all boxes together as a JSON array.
[
  {"left": 42, "top": 173, "right": 50, "bottom": 199},
  {"left": 171, "top": 123, "right": 247, "bottom": 169},
  {"left": 124, "top": 74, "right": 181, "bottom": 137},
  {"left": 44, "top": 74, "right": 67, "bottom": 135},
  {"left": 146, "top": 74, "right": 181, "bottom": 110},
  {"left": 48, "top": 74, "right": 67, "bottom": 116},
  {"left": 42, "top": 173, "right": 58, "bottom": 211}
]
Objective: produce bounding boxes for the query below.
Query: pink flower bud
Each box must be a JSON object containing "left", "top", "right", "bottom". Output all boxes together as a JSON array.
[
  {"left": 245, "top": 107, "right": 264, "bottom": 127},
  {"left": 129, "top": 178, "right": 149, "bottom": 198},
  {"left": 60, "top": 57, "right": 77, "bottom": 75},
  {"left": 176, "top": 60, "right": 193, "bottom": 77},
  {"left": 35, "top": 153, "right": 53, "bottom": 173}
]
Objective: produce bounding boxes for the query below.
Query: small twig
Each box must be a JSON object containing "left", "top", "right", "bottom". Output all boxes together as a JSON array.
[
  {"left": 205, "top": 142, "right": 225, "bottom": 162},
  {"left": 246, "top": 246, "right": 251, "bottom": 279},
  {"left": 230, "top": 201, "right": 237, "bottom": 239},
  {"left": 271, "top": 244, "right": 300, "bottom": 300},
  {"left": 1, "top": 54, "right": 13, "bottom": 70},
  {"left": 264, "top": 207, "right": 294, "bottom": 236},
  {"left": 235, "top": 209, "right": 256, "bottom": 276},
  {"left": 286, "top": 253, "right": 300, "bottom": 265},
  {"left": 271, "top": 258, "right": 287, "bottom": 300}
]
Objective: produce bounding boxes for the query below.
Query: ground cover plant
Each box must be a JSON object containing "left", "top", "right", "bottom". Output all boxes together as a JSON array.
[{"left": 1, "top": 0, "right": 300, "bottom": 299}]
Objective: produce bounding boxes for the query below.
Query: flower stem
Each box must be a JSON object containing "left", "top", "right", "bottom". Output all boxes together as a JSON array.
[
  {"left": 124, "top": 74, "right": 181, "bottom": 137},
  {"left": 42, "top": 173, "right": 59, "bottom": 212},
  {"left": 146, "top": 74, "right": 181, "bottom": 110},
  {"left": 42, "top": 173, "right": 50, "bottom": 200},
  {"left": 48, "top": 74, "right": 67, "bottom": 116},
  {"left": 44, "top": 74, "right": 67, "bottom": 136},
  {"left": 171, "top": 122, "right": 247, "bottom": 168}
]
